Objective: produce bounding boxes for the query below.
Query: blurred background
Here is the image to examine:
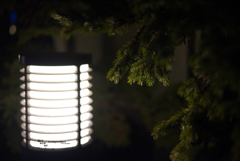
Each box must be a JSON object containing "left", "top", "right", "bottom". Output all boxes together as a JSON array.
[{"left": 0, "top": 1, "right": 188, "bottom": 161}]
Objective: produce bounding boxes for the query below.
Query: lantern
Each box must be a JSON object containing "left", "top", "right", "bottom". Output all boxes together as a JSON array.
[{"left": 19, "top": 54, "right": 92, "bottom": 150}]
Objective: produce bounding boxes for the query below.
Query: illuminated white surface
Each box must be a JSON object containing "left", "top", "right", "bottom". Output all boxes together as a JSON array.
[
  {"left": 81, "top": 128, "right": 92, "bottom": 137},
  {"left": 20, "top": 64, "right": 93, "bottom": 149},
  {"left": 80, "top": 121, "right": 93, "bottom": 129},
  {"left": 23, "top": 115, "right": 78, "bottom": 125},
  {"left": 80, "top": 81, "right": 92, "bottom": 89},
  {"left": 21, "top": 123, "right": 78, "bottom": 133},
  {"left": 81, "top": 136, "right": 91, "bottom": 145},
  {"left": 21, "top": 123, "right": 26, "bottom": 130},
  {"left": 20, "top": 107, "right": 25, "bottom": 114},
  {"left": 28, "top": 66, "right": 77, "bottom": 74},
  {"left": 80, "top": 64, "right": 89, "bottom": 72},
  {"left": 80, "top": 73, "right": 90, "bottom": 81},
  {"left": 21, "top": 91, "right": 78, "bottom": 99},
  {"left": 21, "top": 131, "right": 26, "bottom": 138},
  {"left": 80, "top": 97, "right": 92, "bottom": 105},
  {"left": 80, "top": 113, "right": 93, "bottom": 121},
  {"left": 21, "top": 82, "right": 78, "bottom": 91},
  {"left": 21, "top": 107, "right": 78, "bottom": 116},
  {"left": 20, "top": 68, "right": 24, "bottom": 73},
  {"left": 30, "top": 132, "right": 78, "bottom": 141},
  {"left": 21, "top": 99, "right": 78, "bottom": 108},
  {"left": 30, "top": 140, "right": 78, "bottom": 149},
  {"left": 80, "top": 89, "right": 92, "bottom": 97},
  {"left": 27, "top": 74, "right": 77, "bottom": 82},
  {"left": 80, "top": 105, "right": 93, "bottom": 113}
]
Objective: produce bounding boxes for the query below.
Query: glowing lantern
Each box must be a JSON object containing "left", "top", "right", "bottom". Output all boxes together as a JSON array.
[{"left": 19, "top": 54, "right": 93, "bottom": 150}]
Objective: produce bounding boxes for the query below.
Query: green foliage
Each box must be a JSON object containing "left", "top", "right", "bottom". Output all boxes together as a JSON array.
[
  {"left": 92, "top": 60, "right": 184, "bottom": 149},
  {"left": 51, "top": 0, "right": 240, "bottom": 160},
  {"left": 142, "top": 84, "right": 185, "bottom": 149}
]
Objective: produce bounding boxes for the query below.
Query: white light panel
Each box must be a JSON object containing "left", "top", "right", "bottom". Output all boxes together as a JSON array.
[
  {"left": 80, "top": 128, "right": 93, "bottom": 137},
  {"left": 23, "top": 74, "right": 78, "bottom": 82},
  {"left": 22, "top": 123, "right": 78, "bottom": 133},
  {"left": 21, "top": 107, "right": 78, "bottom": 116},
  {"left": 81, "top": 136, "right": 91, "bottom": 145},
  {"left": 20, "top": 91, "right": 78, "bottom": 99},
  {"left": 30, "top": 140, "right": 78, "bottom": 149},
  {"left": 80, "top": 113, "right": 93, "bottom": 121},
  {"left": 21, "top": 82, "right": 78, "bottom": 91},
  {"left": 80, "top": 121, "right": 93, "bottom": 129},
  {"left": 27, "top": 65, "right": 77, "bottom": 74},
  {"left": 20, "top": 64, "right": 93, "bottom": 150},
  {"left": 80, "top": 105, "right": 93, "bottom": 113},
  {"left": 29, "top": 132, "right": 78, "bottom": 141}
]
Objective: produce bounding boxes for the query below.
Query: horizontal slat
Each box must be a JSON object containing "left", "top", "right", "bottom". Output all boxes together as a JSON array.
[
  {"left": 80, "top": 128, "right": 93, "bottom": 137},
  {"left": 21, "top": 115, "right": 78, "bottom": 125},
  {"left": 80, "top": 105, "right": 93, "bottom": 113},
  {"left": 29, "top": 131, "right": 78, "bottom": 141},
  {"left": 80, "top": 120, "right": 93, "bottom": 129},
  {"left": 80, "top": 81, "right": 92, "bottom": 89},
  {"left": 81, "top": 136, "right": 91, "bottom": 145},
  {"left": 26, "top": 65, "right": 78, "bottom": 74},
  {"left": 80, "top": 73, "right": 92, "bottom": 81},
  {"left": 20, "top": 74, "right": 78, "bottom": 83},
  {"left": 20, "top": 82, "right": 78, "bottom": 91},
  {"left": 21, "top": 107, "right": 78, "bottom": 116},
  {"left": 80, "top": 97, "right": 93, "bottom": 106},
  {"left": 20, "top": 91, "right": 78, "bottom": 99},
  {"left": 80, "top": 64, "right": 90, "bottom": 72},
  {"left": 20, "top": 73, "right": 92, "bottom": 82},
  {"left": 21, "top": 99, "right": 78, "bottom": 108},
  {"left": 80, "top": 89, "right": 92, "bottom": 97},
  {"left": 21, "top": 123, "right": 78, "bottom": 133},
  {"left": 29, "top": 139, "right": 78, "bottom": 149},
  {"left": 80, "top": 113, "right": 93, "bottom": 121}
]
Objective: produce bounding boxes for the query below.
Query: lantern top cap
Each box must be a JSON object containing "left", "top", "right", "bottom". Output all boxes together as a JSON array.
[{"left": 19, "top": 53, "right": 92, "bottom": 66}]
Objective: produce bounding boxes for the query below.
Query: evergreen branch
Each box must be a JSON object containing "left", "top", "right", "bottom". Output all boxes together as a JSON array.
[{"left": 151, "top": 109, "right": 186, "bottom": 140}]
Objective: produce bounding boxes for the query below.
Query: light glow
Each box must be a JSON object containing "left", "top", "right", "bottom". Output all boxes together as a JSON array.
[
  {"left": 80, "top": 105, "right": 93, "bottom": 113},
  {"left": 22, "top": 115, "right": 78, "bottom": 125},
  {"left": 21, "top": 82, "right": 78, "bottom": 91},
  {"left": 21, "top": 99, "right": 78, "bottom": 108},
  {"left": 28, "top": 66, "right": 77, "bottom": 74},
  {"left": 21, "top": 131, "right": 26, "bottom": 138},
  {"left": 80, "top": 113, "right": 93, "bottom": 121},
  {"left": 80, "top": 64, "right": 89, "bottom": 72},
  {"left": 9, "top": 24, "right": 17, "bottom": 35},
  {"left": 21, "top": 107, "right": 78, "bottom": 116},
  {"left": 20, "top": 64, "right": 93, "bottom": 150},
  {"left": 30, "top": 140, "right": 78, "bottom": 149},
  {"left": 80, "top": 121, "right": 93, "bottom": 129},
  {"left": 80, "top": 73, "right": 90, "bottom": 81},
  {"left": 81, "top": 128, "right": 92, "bottom": 137},
  {"left": 21, "top": 123, "right": 78, "bottom": 133},
  {"left": 26, "top": 74, "right": 77, "bottom": 82},
  {"left": 80, "top": 81, "right": 92, "bottom": 89},
  {"left": 30, "top": 132, "right": 78, "bottom": 141},
  {"left": 80, "top": 97, "right": 93, "bottom": 105},
  {"left": 21, "top": 91, "right": 78, "bottom": 99},
  {"left": 80, "top": 89, "right": 92, "bottom": 97},
  {"left": 81, "top": 136, "right": 91, "bottom": 145}
]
